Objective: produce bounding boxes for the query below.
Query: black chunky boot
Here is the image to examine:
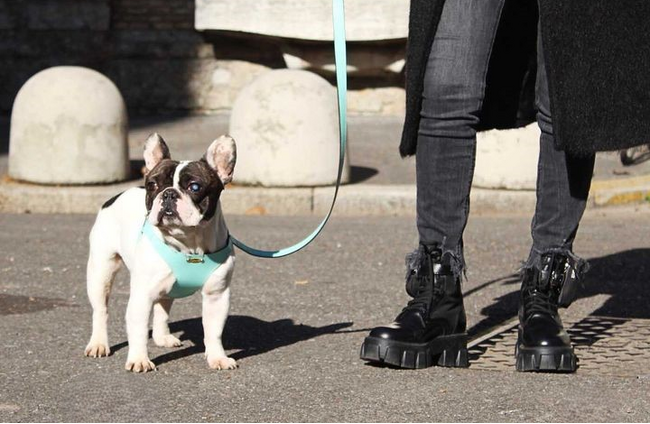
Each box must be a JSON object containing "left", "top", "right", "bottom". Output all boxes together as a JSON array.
[
  {"left": 360, "top": 245, "right": 468, "bottom": 369},
  {"left": 516, "top": 251, "right": 588, "bottom": 372}
]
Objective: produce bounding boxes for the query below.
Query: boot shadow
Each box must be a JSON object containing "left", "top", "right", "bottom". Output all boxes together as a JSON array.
[
  {"left": 565, "top": 248, "right": 650, "bottom": 351},
  {"left": 465, "top": 272, "right": 521, "bottom": 340},
  {"left": 467, "top": 248, "right": 650, "bottom": 361},
  {"left": 579, "top": 248, "right": 650, "bottom": 319}
]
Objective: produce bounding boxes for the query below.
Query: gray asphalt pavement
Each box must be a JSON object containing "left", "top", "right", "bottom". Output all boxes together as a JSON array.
[{"left": 1, "top": 207, "right": 650, "bottom": 422}]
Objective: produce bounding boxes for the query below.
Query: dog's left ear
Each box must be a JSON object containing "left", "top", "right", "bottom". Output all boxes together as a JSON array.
[{"left": 205, "top": 135, "right": 237, "bottom": 185}]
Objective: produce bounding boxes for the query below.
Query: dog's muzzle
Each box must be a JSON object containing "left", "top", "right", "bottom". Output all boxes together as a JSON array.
[{"left": 161, "top": 189, "right": 179, "bottom": 217}]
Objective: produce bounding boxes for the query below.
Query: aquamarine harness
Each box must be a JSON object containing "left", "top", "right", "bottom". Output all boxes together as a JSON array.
[{"left": 141, "top": 220, "right": 232, "bottom": 298}]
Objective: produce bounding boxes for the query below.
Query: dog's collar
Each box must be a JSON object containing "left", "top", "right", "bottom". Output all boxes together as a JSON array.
[{"left": 140, "top": 219, "right": 232, "bottom": 298}]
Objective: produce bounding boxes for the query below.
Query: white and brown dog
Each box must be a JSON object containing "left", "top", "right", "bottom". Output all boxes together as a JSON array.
[{"left": 84, "top": 133, "right": 237, "bottom": 373}]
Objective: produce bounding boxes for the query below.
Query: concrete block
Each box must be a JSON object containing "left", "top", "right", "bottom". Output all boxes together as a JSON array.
[
  {"left": 474, "top": 123, "right": 540, "bottom": 190},
  {"left": 282, "top": 43, "right": 405, "bottom": 77},
  {"left": 229, "top": 69, "right": 350, "bottom": 187},
  {"left": 9, "top": 66, "right": 129, "bottom": 184},
  {"left": 348, "top": 87, "right": 405, "bottom": 116},
  {"left": 195, "top": 0, "right": 408, "bottom": 41}
]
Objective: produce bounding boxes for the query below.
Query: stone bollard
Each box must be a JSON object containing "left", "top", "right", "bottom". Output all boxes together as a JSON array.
[
  {"left": 229, "top": 69, "right": 350, "bottom": 187},
  {"left": 9, "top": 66, "right": 129, "bottom": 185},
  {"left": 474, "top": 123, "right": 540, "bottom": 190}
]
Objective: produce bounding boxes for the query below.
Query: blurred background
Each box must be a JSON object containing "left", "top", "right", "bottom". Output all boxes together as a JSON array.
[
  {"left": 1, "top": 0, "right": 648, "bottom": 206},
  {"left": 0, "top": 0, "right": 413, "bottom": 117}
]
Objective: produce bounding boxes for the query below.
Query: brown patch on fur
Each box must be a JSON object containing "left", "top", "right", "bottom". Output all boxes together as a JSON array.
[
  {"left": 178, "top": 161, "right": 224, "bottom": 221},
  {"left": 144, "top": 159, "right": 178, "bottom": 211}
]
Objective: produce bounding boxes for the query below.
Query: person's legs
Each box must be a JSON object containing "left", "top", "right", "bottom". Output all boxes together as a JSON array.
[
  {"left": 516, "top": 24, "right": 595, "bottom": 373},
  {"left": 360, "top": 0, "right": 505, "bottom": 369},
  {"left": 528, "top": 27, "right": 595, "bottom": 265},
  {"left": 417, "top": 0, "right": 506, "bottom": 272}
]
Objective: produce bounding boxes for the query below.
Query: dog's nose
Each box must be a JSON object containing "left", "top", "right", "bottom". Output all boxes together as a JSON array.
[
  {"left": 161, "top": 190, "right": 178, "bottom": 217},
  {"left": 162, "top": 190, "right": 179, "bottom": 202}
]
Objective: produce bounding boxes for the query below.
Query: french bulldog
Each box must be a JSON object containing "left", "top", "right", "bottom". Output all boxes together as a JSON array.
[{"left": 84, "top": 133, "right": 237, "bottom": 373}]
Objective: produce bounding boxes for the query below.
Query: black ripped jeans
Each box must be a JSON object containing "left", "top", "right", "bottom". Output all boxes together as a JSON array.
[{"left": 415, "top": 0, "right": 595, "bottom": 273}]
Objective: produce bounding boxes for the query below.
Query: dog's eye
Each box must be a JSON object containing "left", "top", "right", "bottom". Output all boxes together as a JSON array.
[
  {"left": 146, "top": 181, "right": 157, "bottom": 191},
  {"left": 188, "top": 183, "right": 201, "bottom": 193}
]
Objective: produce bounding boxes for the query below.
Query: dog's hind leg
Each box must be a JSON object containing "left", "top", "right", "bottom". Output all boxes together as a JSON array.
[
  {"left": 152, "top": 298, "right": 182, "bottom": 347},
  {"left": 84, "top": 246, "right": 122, "bottom": 358}
]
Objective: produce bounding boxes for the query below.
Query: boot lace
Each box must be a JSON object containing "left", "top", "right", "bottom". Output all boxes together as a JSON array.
[
  {"left": 522, "top": 284, "right": 558, "bottom": 316},
  {"left": 522, "top": 254, "right": 567, "bottom": 317}
]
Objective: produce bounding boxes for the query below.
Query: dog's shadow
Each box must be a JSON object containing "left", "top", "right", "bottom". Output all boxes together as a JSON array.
[{"left": 111, "top": 315, "right": 353, "bottom": 366}]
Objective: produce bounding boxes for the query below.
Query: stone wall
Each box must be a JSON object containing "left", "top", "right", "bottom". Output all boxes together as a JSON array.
[
  {"left": 0, "top": 0, "right": 405, "bottom": 117},
  {"left": 112, "top": 0, "right": 194, "bottom": 30}
]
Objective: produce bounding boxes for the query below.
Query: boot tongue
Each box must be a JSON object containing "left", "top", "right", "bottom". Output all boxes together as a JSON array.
[
  {"left": 405, "top": 245, "right": 439, "bottom": 297},
  {"left": 538, "top": 255, "right": 554, "bottom": 291},
  {"left": 523, "top": 254, "right": 563, "bottom": 317},
  {"left": 403, "top": 245, "right": 442, "bottom": 312}
]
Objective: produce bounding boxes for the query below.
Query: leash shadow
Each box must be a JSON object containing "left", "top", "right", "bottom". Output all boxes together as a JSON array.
[{"left": 148, "top": 315, "right": 353, "bottom": 366}]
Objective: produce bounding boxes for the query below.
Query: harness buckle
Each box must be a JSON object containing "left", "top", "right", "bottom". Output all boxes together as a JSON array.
[{"left": 186, "top": 256, "right": 205, "bottom": 264}]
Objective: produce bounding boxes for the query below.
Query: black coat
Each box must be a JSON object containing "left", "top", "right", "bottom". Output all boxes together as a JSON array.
[{"left": 400, "top": 0, "right": 650, "bottom": 157}]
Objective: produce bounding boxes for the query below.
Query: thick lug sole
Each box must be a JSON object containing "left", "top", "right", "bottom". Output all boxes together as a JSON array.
[
  {"left": 360, "top": 333, "right": 469, "bottom": 369},
  {"left": 515, "top": 343, "right": 578, "bottom": 373}
]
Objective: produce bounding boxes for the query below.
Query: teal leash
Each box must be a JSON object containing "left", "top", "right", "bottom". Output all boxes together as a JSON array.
[{"left": 230, "top": 0, "right": 347, "bottom": 259}]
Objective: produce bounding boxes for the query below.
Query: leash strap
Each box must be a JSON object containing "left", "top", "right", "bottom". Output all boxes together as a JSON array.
[{"left": 230, "top": 0, "right": 347, "bottom": 258}]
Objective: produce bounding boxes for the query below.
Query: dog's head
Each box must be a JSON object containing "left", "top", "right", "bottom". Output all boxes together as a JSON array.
[{"left": 142, "top": 133, "right": 236, "bottom": 228}]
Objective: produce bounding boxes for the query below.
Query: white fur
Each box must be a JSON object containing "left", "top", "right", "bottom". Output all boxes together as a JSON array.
[
  {"left": 174, "top": 190, "right": 204, "bottom": 227},
  {"left": 84, "top": 187, "right": 236, "bottom": 372},
  {"left": 173, "top": 161, "right": 189, "bottom": 187},
  {"left": 147, "top": 193, "right": 164, "bottom": 226},
  {"left": 148, "top": 161, "right": 203, "bottom": 228}
]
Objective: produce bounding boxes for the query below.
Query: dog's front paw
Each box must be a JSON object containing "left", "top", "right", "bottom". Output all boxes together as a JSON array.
[
  {"left": 153, "top": 334, "right": 183, "bottom": 348},
  {"left": 84, "top": 341, "right": 111, "bottom": 358},
  {"left": 207, "top": 356, "right": 238, "bottom": 370},
  {"left": 125, "top": 357, "right": 156, "bottom": 373}
]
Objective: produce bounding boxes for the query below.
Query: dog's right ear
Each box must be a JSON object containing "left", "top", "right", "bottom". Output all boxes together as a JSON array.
[
  {"left": 205, "top": 135, "right": 237, "bottom": 185},
  {"left": 143, "top": 133, "right": 171, "bottom": 174}
]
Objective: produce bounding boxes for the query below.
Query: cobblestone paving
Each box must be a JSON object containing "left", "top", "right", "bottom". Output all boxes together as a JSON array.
[{"left": 469, "top": 315, "right": 650, "bottom": 377}]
